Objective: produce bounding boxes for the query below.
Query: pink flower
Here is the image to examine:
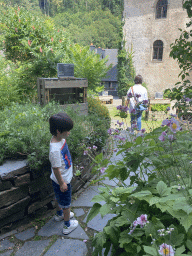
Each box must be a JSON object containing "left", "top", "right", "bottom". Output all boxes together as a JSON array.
[
  {"left": 166, "top": 107, "right": 170, "bottom": 111},
  {"left": 87, "top": 147, "right": 91, "bottom": 150},
  {"left": 115, "top": 129, "right": 120, "bottom": 134},
  {"left": 158, "top": 243, "right": 175, "bottom": 256},
  {"left": 162, "top": 131, "right": 167, "bottom": 136},
  {"left": 83, "top": 150, "right": 88, "bottom": 155},
  {"left": 168, "top": 134, "right": 174, "bottom": 141},
  {"left": 93, "top": 145, "right": 97, "bottom": 150},
  {"left": 135, "top": 214, "right": 148, "bottom": 227},
  {"left": 135, "top": 93, "right": 141, "bottom": 98},
  {"left": 113, "top": 148, "right": 118, "bottom": 152}
]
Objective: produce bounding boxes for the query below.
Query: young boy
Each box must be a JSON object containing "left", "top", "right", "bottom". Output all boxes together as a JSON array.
[{"left": 49, "top": 112, "right": 78, "bottom": 235}]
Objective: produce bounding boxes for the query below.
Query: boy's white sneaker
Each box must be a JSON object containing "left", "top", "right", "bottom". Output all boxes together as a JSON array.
[
  {"left": 63, "top": 220, "right": 79, "bottom": 235},
  {"left": 54, "top": 211, "right": 74, "bottom": 221}
]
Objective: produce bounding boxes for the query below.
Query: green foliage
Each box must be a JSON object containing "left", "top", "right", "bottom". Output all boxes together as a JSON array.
[
  {"left": 87, "top": 97, "right": 110, "bottom": 149},
  {"left": 117, "top": 22, "right": 136, "bottom": 98},
  {"left": 0, "top": 101, "right": 109, "bottom": 169},
  {"left": 151, "top": 104, "right": 170, "bottom": 112},
  {"left": 67, "top": 44, "right": 110, "bottom": 93},
  {"left": 86, "top": 116, "right": 192, "bottom": 255},
  {"left": 54, "top": 10, "right": 121, "bottom": 48}
]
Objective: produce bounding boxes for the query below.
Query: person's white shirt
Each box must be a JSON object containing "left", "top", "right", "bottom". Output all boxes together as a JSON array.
[{"left": 127, "top": 84, "right": 148, "bottom": 113}]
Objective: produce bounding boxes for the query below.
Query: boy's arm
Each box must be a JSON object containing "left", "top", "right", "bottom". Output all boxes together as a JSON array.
[{"left": 52, "top": 167, "right": 68, "bottom": 192}]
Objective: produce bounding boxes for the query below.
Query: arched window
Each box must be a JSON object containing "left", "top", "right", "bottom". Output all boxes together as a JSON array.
[
  {"left": 153, "top": 40, "right": 164, "bottom": 61},
  {"left": 156, "top": 0, "right": 168, "bottom": 19}
]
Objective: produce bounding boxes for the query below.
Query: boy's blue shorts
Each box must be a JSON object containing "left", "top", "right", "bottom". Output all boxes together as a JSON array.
[{"left": 52, "top": 180, "right": 71, "bottom": 209}]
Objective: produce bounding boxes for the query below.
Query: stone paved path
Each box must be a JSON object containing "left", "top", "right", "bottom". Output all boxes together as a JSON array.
[{"left": 0, "top": 99, "right": 151, "bottom": 256}]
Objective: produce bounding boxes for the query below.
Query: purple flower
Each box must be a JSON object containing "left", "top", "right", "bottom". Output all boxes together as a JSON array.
[
  {"left": 83, "top": 150, "right": 88, "bottom": 155},
  {"left": 131, "top": 108, "right": 136, "bottom": 114},
  {"left": 158, "top": 243, "right": 175, "bottom": 256},
  {"left": 135, "top": 93, "right": 141, "bottom": 98},
  {"left": 115, "top": 129, "right": 120, "bottom": 134},
  {"left": 162, "top": 131, "right": 166, "bottom": 136},
  {"left": 143, "top": 100, "right": 148, "bottom": 105},
  {"left": 119, "top": 137, "right": 126, "bottom": 141},
  {"left": 121, "top": 106, "right": 128, "bottom": 112},
  {"left": 114, "top": 135, "right": 119, "bottom": 139},
  {"left": 129, "top": 214, "right": 148, "bottom": 235},
  {"left": 93, "top": 145, "right": 97, "bottom": 150},
  {"left": 107, "top": 128, "right": 112, "bottom": 135},
  {"left": 116, "top": 105, "right": 122, "bottom": 110},
  {"left": 87, "top": 147, "right": 91, "bottom": 150},
  {"left": 166, "top": 107, "right": 170, "bottom": 111},
  {"left": 159, "top": 135, "right": 165, "bottom": 141},
  {"left": 127, "top": 92, "right": 132, "bottom": 98},
  {"left": 162, "top": 119, "right": 171, "bottom": 127},
  {"left": 141, "top": 128, "right": 146, "bottom": 133},
  {"left": 100, "top": 167, "right": 106, "bottom": 174},
  {"left": 170, "top": 113, "right": 177, "bottom": 117},
  {"left": 170, "top": 118, "right": 180, "bottom": 133},
  {"left": 80, "top": 166, "right": 84, "bottom": 169}
]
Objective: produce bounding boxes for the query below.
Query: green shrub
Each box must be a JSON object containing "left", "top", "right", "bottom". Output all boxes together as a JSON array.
[
  {"left": 0, "top": 101, "right": 109, "bottom": 169},
  {"left": 151, "top": 103, "right": 170, "bottom": 112}
]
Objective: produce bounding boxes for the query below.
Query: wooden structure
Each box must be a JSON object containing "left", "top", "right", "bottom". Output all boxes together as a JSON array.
[
  {"left": 37, "top": 77, "right": 88, "bottom": 105},
  {"left": 99, "top": 95, "right": 113, "bottom": 104}
]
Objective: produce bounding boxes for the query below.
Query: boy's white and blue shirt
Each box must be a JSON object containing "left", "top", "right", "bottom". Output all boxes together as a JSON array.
[{"left": 49, "top": 138, "right": 73, "bottom": 185}]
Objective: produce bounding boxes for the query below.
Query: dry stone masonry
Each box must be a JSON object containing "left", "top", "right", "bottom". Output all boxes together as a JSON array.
[{"left": 0, "top": 158, "right": 93, "bottom": 231}]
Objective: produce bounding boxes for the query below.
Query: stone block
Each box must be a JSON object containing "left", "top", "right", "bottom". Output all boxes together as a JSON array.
[
  {"left": 0, "top": 196, "right": 30, "bottom": 220},
  {"left": 14, "top": 173, "right": 31, "bottom": 187},
  {"left": 0, "top": 186, "right": 28, "bottom": 208},
  {"left": 0, "top": 180, "right": 12, "bottom": 191},
  {"left": 0, "top": 209, "right": 25, "bottom": 229},
  {"left": 29, "top": 175, "right": 51, "bottom": 194},
  {"left": 28, "top": 195, "right": 54, "bottom": 214},
  {"left": 0, "top": 160, "right": 28, "bottom": 180}
]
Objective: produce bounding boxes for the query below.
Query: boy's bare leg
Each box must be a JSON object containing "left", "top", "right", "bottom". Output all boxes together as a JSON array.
[
  {"left": 63, "top": 207, "right": 70, "bottom": 221},
  {"left": 55, "top": 199, "right": 62, "bottom": 211}
]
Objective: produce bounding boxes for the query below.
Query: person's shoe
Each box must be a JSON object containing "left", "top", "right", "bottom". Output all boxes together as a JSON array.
[
  {"left": 63, "top": 220, "right": 79, "bottom": 235},
  {"left": 54, "top": 211, "right": 74, "bottom": 221}
]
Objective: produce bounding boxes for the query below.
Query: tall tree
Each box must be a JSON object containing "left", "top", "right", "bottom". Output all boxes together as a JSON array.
[{"left": 117, "top": 22, "right": 135, "bottom": 98}]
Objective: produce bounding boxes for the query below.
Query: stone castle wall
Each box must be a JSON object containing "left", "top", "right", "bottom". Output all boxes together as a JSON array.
[{"left": 123, "top": 0, "right": 189, "bottom": 98}]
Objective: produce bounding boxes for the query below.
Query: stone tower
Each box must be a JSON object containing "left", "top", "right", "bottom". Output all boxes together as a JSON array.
[{"left": 123, "top": 0, "right": 189, "bottom": 98}]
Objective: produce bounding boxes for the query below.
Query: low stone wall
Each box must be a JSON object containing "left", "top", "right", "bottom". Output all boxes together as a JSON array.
[{"left": 0, "top": 158, "right": 93, "bottom": 231}]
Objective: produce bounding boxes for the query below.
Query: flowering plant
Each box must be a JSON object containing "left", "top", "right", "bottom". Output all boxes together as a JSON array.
[{"left": 86, "top": 114, "right": 192, "bottom": 255}]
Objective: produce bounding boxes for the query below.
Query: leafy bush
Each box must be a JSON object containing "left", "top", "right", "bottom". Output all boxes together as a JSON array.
[
  {"left": 86, "top": 115, "right": 192, "bottom": 255},
  {"left": 87, "top": 97, "right": 111, "bottom": 149},
  {"left": 151, "top": 104, "right": 170, "bottom": 112},
  {"left": 0, "top": 102, "right": 109, "bottom": 169}
]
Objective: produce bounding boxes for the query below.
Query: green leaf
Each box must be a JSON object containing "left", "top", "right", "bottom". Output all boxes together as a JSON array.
[
  {"left": 156, "top": 181, "right": 170, "bottom": 197},
  {"left": 175, "top": 245, "right": 185, "bottom": 255},
  {"left": 91, "top": 194, "right": 106, "bottom": 203},
  {"left": 110, "top": 196, "right": 120, "bottom": 203},
  {"left": 143, "top": 246, "right": 158, "bottom": 256},
  {"left": 104, "top": 225, "right": 119, "bottom": 245},
  {"left": 132, "top": 190, "right": 152, "bottom": 201},
  {"left": 135, "top": 136, "right": 142, "bottom": 145},
  {"left": 95, "top": 152, "right": 103, "bottom": 162},
  {"left": 119, "top": 230, "right": 133, "bottom": 248},
  {"left": 173, "top": 198, "right": 192, "bottom": 214},
  {"left": 100, "top": 204, "right": 112, "bottom": 217},
  {"left": 186, "top": 239, "right": 192, "bottom": 252},
  {"left": 86, "top": 203, "right": 101, "bottom": 223}
]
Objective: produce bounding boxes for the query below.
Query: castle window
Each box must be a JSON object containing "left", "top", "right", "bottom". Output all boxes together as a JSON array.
[
  {"left": 153, "top": 40, "right": 164, "bottom": 61},
  {"left": 156, "top": 0, "right": 168, "bottom": 19}
]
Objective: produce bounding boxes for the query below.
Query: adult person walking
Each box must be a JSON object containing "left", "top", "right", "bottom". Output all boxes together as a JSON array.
[{"left": 126, "top": 75, "right": 148, "bottom": 131}]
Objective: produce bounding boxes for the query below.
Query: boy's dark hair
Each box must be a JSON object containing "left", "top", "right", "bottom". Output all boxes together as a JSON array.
[
  {"left": 49, "top": 112, "right": 73, "bottom": 136},
  {"left": 134, "top": 75, "right": 143, "bottom": 84}
]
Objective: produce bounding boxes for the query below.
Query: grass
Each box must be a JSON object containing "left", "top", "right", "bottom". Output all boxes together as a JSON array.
[{"left": 106, "top": 106, "right": 163, "bottom": 133}]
